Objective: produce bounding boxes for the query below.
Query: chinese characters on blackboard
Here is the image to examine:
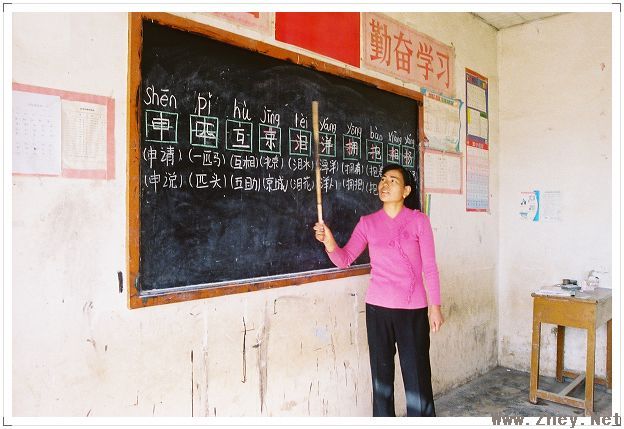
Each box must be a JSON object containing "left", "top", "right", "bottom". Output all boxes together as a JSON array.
[{"left": 141, "top": 85, "right": 417, "bottom": 196}]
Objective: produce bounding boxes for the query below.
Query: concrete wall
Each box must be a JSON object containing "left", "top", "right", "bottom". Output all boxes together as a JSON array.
[
  {"left": 11, "top": 11, "right": 500, "bottom": 416},
  {"left": 497, "top": 13, "right": 612, "bottom": 376}
]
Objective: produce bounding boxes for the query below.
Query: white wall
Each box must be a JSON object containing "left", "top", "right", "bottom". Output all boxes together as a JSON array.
[
  {"left": 498, "top": 13, "right": 612, "bottom": 376},
  {"left": 11, "top": 11, "right": 500, "bottom": 417}
]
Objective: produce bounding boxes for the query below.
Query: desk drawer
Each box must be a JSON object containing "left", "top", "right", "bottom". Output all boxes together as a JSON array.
[{"left": 533, "top": 297, "right": 596, "bottom": 329}]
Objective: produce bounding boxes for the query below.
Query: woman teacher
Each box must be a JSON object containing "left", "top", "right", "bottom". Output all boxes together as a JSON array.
[{"left": 313, "top": 163, "right": 443, "bottom": 417}]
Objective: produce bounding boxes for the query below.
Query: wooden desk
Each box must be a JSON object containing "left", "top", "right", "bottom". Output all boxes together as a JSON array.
[{"left": 529, "top": 288, "right": 612, "bottom": 416}]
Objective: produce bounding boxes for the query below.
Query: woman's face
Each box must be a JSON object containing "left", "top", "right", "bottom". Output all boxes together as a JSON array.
[{"left": 378, "top": 169, "right": 411, "bottom": 204}]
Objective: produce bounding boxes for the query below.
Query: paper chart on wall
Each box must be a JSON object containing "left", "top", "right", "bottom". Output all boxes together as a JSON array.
[
  {"left": 13, "top": 82, "right": 115, "bottom": 180},
  {"left": 424, "top": 149, "right": 462, "bottom": 193},
  {"left": 423, "top": 91, "right": 461, "bottom": 153},
  {"left": 541, "top": 191, "right": 562, "bottom": 222},
  {"left": 466, "top": 138, "right": 489, "bottom": 210},
  {"left": 465, "top": 69, "right": 489, "bottom": 212},
  {"left": 61, "top": 100, "right": 107, "bottom": 171},
  {"left": 13, "top": 90, "right": 62, "bottom": 175}
]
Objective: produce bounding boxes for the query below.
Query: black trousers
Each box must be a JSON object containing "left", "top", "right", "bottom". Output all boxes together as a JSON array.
[{"left": 366, "top": 303, "right": 436, "bottom": 417}]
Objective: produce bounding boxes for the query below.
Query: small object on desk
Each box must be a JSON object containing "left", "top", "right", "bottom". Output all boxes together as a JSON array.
[
  {"left": 583, "top": 270, "right": 600, "bottom": 291},
  {"left": 534, "top": 285, "right": 576, "bottom": 297}
]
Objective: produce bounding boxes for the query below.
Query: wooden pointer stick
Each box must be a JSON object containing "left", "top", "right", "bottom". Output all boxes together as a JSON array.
[{"left": 312, "top": 101, "right": 323, "bottom": 224}]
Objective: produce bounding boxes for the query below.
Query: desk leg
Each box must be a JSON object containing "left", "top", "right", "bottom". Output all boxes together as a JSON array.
[
  {"left": 607, "top": 319, "right": 612, "bottom": 390},
  {"left": 585, "top": 327, "right": 596, "bottom": 416},
  {"left": 556, "top": 325, "right": 565, "bottom": 383},
  {"left": 529, "top": 319, "right": 541, "bottom": 404}
]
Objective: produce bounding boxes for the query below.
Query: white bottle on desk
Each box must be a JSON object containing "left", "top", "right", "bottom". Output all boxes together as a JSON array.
[{"left": 582, "top": 270, "right": 600, "bottom": 291}]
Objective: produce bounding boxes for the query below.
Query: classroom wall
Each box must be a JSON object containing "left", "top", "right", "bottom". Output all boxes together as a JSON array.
[
  {"left": 497, "top": 13, "right": 612, "bottom": 376},
  {"left": 11, "top": 11, "right": 499, "bottom": 417}
]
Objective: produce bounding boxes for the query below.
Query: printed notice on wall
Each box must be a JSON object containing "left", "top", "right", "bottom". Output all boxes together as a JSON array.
[
  {"left": 61, "top": 100, "right": 107, "bottom": 171},
  {"left": 423, "top": 89, "right": 462, "bottom": 153},
  {"left": 424, "top": 149, "right": 462, "bottom": 194},
  {"left": 541, "top": 191, "right": 562, "bottom": 222},
  {"left": 13, "top": 82, "right": 115, "bottom": 180},
  {"left": 13, "top": 90, "right": 62, "bottom": 175}
]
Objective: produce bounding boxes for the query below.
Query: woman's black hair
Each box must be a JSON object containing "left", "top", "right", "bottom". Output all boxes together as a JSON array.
[{"left": 381, "top": 163, "right": 419, "bottom": 210}]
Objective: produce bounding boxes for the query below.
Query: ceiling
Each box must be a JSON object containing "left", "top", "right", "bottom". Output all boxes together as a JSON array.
[{"left": 472, "top": 12, "right": 565, "bottom": 30}]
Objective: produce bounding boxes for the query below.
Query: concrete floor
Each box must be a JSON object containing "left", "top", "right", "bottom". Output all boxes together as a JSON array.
[{"left": 435, "top": 366, "right": 612, "bottom": 417}]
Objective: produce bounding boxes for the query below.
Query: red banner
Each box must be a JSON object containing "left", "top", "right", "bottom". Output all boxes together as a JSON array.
[
  {"left": 275, "top": 12, "right": 360, "bottom": 67},
  {"left": 362, "top": 12, "right": 454, "bottom": 97}
]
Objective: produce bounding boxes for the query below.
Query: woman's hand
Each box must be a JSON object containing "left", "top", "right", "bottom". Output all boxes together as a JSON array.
[
  {"left": 313, "top": 222, "right": 337, "bottom": 252},
  {"left": 428, "top": 305, "right": 444, "bottom": 333}
]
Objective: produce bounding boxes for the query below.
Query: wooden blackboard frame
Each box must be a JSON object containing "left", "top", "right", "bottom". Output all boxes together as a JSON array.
[{"left": 127, "top": 12, "right": 425, "bottom": 309}]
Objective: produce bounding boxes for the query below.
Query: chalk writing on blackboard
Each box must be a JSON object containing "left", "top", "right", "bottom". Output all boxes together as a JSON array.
[
  {"left": 190, "top": 115, "right": 219, "bottom": 147},
  {"left": 145, "top": 110, "right": 178, "bottom": 144}
]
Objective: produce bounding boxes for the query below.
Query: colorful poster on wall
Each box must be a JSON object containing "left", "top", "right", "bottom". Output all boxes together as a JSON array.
[
  {"left": 362, "top": 12, "right": 455, "bottom": 97},
  {"left": 275, "top": 12, "right": 360, "bottom": 67},
  {"left": 465, "top": 69, "right": 489, "bottom": 212},
  {"left": 520, "top": 191, "right": 540, "bottom": 221},
  {"left": 422, "top": 88, "right": 462, "bottom": 153}
]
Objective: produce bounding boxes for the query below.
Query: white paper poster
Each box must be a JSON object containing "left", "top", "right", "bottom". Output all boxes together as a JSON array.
[
  {"left": 541, "top": 191, "right": 562, "bottom": 222},
  {"left": 13, "top": 91, "right": 62, "bottom": 175},
  {"left": 423, "top": 91, "right": 461, "bottom": 153},
  {"left": 61, "top": 99, "right": 107, "bottom": 171},
  {"left": 424, "top": 149, "right": 462, "bottom": 193}
]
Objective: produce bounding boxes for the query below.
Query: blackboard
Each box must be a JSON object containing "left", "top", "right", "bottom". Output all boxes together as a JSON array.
[{"left": 127, "top": 13, "right": 423, "bottom": 308}]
